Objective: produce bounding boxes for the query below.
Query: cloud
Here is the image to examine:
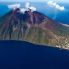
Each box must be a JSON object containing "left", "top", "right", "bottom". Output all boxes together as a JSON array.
[{"left": 47, "top": 1, "right": 65, "bottom": 11}]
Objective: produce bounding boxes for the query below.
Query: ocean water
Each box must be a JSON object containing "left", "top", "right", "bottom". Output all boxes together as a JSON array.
[
  {"left": 0, "top": 40, "right": 69, "bottom": 69},
  {"left": 0, "top": 2, "right": 69, "bottom": 24}
]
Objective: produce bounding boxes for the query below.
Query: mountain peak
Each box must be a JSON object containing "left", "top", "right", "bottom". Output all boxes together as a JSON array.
[
  {"left": 0, "top": 8, "right": 69, "bottom": 49},
  {"left": 11, "top": 8, "right": 45, "bottom": 24}
]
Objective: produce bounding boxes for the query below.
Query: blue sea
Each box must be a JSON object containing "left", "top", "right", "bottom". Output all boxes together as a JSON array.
[
  {"left": 0, "top": 40, "right": 69, "bottom": 69},
  {"left": 0, "top": 2, "right": 69, "bottom": 24}
]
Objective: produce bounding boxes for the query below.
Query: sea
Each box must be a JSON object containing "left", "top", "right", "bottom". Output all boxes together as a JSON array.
[{"left": 0, "top": 40, "right": 69, "bottom": 69}]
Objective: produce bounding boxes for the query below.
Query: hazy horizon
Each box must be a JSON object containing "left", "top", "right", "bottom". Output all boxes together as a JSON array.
[{"left": 0, "top": 0, "right": 69, "bottom": 3}]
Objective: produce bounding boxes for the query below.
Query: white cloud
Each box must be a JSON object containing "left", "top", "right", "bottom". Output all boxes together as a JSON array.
[
  {"left": 47, "top": 1, "right": 56, "bottom": 7},
  {"left": 47, "top": 1, "right": 65, "bottom": 11}
]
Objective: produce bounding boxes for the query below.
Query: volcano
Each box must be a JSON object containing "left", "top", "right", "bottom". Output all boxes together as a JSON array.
[{"left": 0, "top": 8, "right": 69, "bottom": 49}]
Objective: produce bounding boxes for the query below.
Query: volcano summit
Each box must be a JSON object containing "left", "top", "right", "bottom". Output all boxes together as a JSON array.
[{"left": 0, "top": 7, "right": 69, "bottom": 49}]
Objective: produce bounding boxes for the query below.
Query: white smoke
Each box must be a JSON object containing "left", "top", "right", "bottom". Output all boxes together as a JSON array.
[
  {"left": 20, "top": 8, "right": 26, "bottom": 13},
  {"left": 7, "top": 2, "right": 36, "bottom": 13},
  {"left": 25, "top": 2, "right": 30, "bottom": 9},
  {"left": 8, "top": 3, "right": 20, "bottom": 10},
  {"left": 29, "top": 6, "right": 37, "bottom": 11},
  {"left": 25, "top": 2, "right": 37, "bottom": 12},
  {"left": 47, "top": 1, "right": 65, "bottom": 11}
]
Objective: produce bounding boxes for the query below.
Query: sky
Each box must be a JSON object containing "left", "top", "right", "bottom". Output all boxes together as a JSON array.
[{"left": 0, "top": 0, "right": 69, "bottom": 3}]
